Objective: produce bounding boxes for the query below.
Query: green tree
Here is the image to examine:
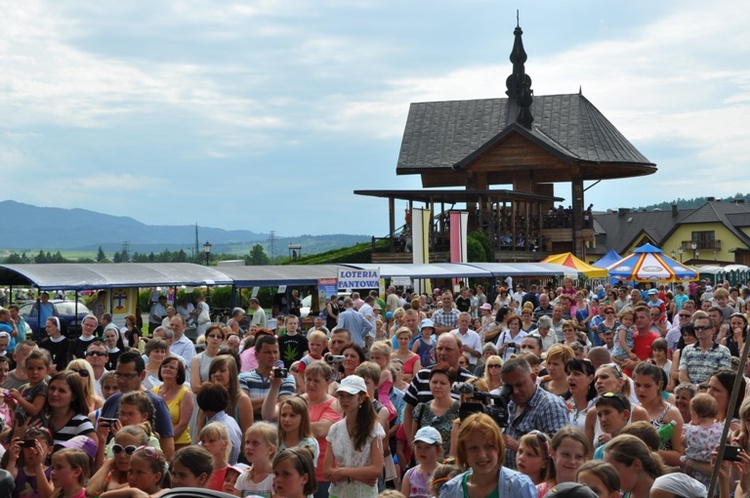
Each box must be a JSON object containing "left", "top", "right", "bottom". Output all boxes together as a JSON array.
[
  {"left": 4, "top": 253, "right": 24, "bottom": 264},
  {"left": 34, "top": 250, "right": 46, "bottom": 264},
  {"left": 247, "top": 244, "right": 270, "bottom": 265},
  {"left": 97, "top": 246, "right": 108, "bottom": 263}
]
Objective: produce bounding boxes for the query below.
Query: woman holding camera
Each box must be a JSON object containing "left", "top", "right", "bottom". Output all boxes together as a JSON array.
[{"left": 407, "top": 363, "right": 458, "bottom": 456}]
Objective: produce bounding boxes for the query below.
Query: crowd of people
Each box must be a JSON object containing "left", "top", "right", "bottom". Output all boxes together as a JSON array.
[{"left": 0, "top": 277, "right": 748, "bottom": 498}]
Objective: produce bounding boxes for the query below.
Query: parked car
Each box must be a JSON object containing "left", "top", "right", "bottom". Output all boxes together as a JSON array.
[{"left": 19, "top": 300, "right": 91, "bottom": 339}]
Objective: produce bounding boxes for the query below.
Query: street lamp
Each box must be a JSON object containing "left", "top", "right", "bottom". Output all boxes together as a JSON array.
[
  {"left": 671, "top": 250, "right": 676, "bottom": 259},
  {"left": 678, "top": 247, "right": 684, "bottom": 263},
  {"left": 203, "top": 241, "right": 212, "bottom": 266}
]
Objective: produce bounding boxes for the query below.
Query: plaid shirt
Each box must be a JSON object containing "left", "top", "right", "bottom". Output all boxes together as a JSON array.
[
  {"left": 679, "top": 341, "right": 732, "bottom": 384},
  {"left": 504, "top": 386, "right": 570, "bottom": 470},
  {"left": 432, "top": 308, "right": 460, "bottom": 330}
]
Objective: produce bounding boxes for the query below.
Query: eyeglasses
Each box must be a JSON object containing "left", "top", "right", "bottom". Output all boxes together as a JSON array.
[
  {"left": 605, "top": 311, "right": 615, "bottom": 314},
  {"left": 694, "top": 325, "right": 713, "bottom": 331},
  {"left": 85, "top": 351, "right": 108, "bottom": 357},
  {"left": 112, "top": 444, "right": 138, "bottom": 456},
  {"left": 207, "top": 334, "right": 224, "bottom": 340},
  {"left": 488, "top": 364, "right": 502, "bottom": 369},
  {"left": 69, "top": 369, "right": 90, "bottom": 377},
  {"left": 113, "top": 372, "right": 139, "bottom": 380},
  {"left": 679, "top": 314, "right": 691, "bottom": 318}
]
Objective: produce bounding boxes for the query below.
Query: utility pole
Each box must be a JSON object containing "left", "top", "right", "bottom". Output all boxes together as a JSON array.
[
  {"left": 269, "top": 230, "right": 276, "bottom": 260},
  {"left": 194, "top": 223, "right": 199, "bottom": 261}
]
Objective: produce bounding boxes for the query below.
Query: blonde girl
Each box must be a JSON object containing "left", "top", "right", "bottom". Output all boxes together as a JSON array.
[
  {"left": 272, "top": 446, "right": 318, "bottom": 498},
  {"left": 516, "top": 431, "right": 551, "bottom": 485},
  {"left": 100, "top": 446, "right": 168, "bottom": 498},
  {"left": 66, "top": 358, "right": 104, "bottom": 411},
  {"left": 323, "top": 375, "right": 385, "bottom": 498},
  {"left": 278, "top": 397, "right": 320, "bottom": 466},
  {"left": 200, "top": 422, "right": 231, "bottom": 492},
  {"left": 89, "top": 425, "right": 150, "bottom": 494},
  {"left": 50, "top": 448, "right": 90, "bottom": 498},
  {"left": 4, "top": 427, "right": 54, "bottom": 497},
  {"left": 369, "top": 341, "right": 397, "bottom": 421},
  {"left": 169, "top": 445, "right": 213, "bottom": 488},
  {"left": 7, "top": 349, "right": 50, "bottom": 419},
  {"left": 235, "top": 422, "right": 277, "bottom": 497},
  {"left": 482, "top": 355, "right": 504, "bottom": 392}
]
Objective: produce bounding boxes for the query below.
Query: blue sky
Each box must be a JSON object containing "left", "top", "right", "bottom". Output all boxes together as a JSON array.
[{"left": 1, "top": 1, "right": 748, "bottom": 237}]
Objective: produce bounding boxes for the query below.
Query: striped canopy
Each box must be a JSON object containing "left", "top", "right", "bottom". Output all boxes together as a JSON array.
[
  {"left": 607, "top": 243, "right": 699, "bottom": 282},
  {"left": 541, "top": 252, "right": 608, "bottom": 278}
]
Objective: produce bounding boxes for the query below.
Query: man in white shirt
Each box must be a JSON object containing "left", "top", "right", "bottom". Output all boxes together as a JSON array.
[
  {"left": 358, "top": 296, "right": 377, "bottom": 342},
  {"left": 450, "top": 312, "right": 481, "bottom": 366}
]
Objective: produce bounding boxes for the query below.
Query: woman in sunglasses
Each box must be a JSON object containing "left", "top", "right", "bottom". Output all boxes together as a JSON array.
[
  {"left": 88, "top": 425, "right": 149, "bottom": 494},
  {"left": 66, "top": 359, "right": 104, "bottom": 412},
  {"left": 591, "top": 306, "right": 619, "bottom": 347}
]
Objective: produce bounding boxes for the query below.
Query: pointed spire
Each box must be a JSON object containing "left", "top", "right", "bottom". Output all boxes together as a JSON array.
[{"left": 505, "top": 12, "right": 534, "bottom": 129}]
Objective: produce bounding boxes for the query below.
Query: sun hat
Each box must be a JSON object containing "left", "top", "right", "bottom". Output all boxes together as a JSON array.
[
  {"left": 54, "top": 435, "right": 97, "bottom": 461},
  {"left": 413, "top": 426, "right": 443, "bottom": 445},
  {"left": 480, "top": 303, "right": 492, "bottom": 311},
  {"left": 420, "top": 319, "right": 436, "bottom": 332}
]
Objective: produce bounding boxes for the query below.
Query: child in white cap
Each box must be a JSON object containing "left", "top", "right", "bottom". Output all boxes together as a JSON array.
[{"left": 401, "top": 427, "right": 442, "bottom": 498}]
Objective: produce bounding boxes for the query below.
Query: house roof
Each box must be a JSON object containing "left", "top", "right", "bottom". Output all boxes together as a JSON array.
[
  {"left": 593, "top": 209, "right": 693, "bottom": 254},
  {"left": 675, "top": 201, "right": 750, "bottom": 247},
  {"left": 592, "top": 201, "right": 750, "bottom": 255},
  {"left": 396, "top": 93, "right": 655, "bottom": 179}
]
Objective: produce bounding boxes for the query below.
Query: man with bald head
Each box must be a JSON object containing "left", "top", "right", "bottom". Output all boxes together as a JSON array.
[{"left": 402, "top": 333, "right": 476, "bottom": 444}]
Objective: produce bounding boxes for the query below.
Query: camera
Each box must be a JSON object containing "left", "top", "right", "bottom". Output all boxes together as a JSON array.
[
  {"left": 452, "top": 382, "right": 512, "bottom": 428},
  {"left": 273, "top": 367, "right": 288, "bottom": 378},
  {"left": 22, "top": 439, "right": 36, "bottom": 448},
  {"left": 99, "top": 417, "right": 118, "bottom": 426},
  {"left": 723, "top": 445, "right": 743, "bottom": 462},
  {"left": 506, "top": 343, "right": 516, "bottom": 350},
  {"left": 325, "top": 355, "right": 346, "bottom": 365}
]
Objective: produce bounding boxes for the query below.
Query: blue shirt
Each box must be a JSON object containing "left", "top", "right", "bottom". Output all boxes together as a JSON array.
[
  {"left": 100, "top": 390, "right": 175, "bottom": 439},
  {"left": 335, "top": 308, "right": 372, "bottom": 347}
]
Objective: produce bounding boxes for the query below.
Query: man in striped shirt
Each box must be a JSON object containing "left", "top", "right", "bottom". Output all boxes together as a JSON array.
[{"left": 402, "top": 333, "right": 475, "bottom": 444}]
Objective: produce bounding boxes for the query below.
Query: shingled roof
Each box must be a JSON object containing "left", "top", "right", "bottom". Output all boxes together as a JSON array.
[
  {"left": 593, "top": 209, "right": 693, "bottom": 255},
  {"left": 396, "top": 93, "right": 655, "bottom": 178}
]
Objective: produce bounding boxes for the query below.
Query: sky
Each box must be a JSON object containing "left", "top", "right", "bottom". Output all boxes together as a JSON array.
[{"left": 1, "top": 0, "right": 749, "bottom": 238}]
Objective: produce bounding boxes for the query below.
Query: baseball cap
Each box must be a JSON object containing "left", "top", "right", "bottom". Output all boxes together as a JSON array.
[
  {"left": 542, "top": 482, "right": 598, "bottom": 498},
  {"left": 54, "top": 435, "right": 97, "bottom": 461},
  {"left": 480, "top": 303, "right": 492, "bottom": 311},
  {"left": 336, "top": 375, "right": 367, "bottom": 395},
  {"left": 385, "top": 311, "right": 394, "bottom": 320},
  {"left": 648, "top": 289, "right": 658, "bottom": 295},
  {"left": 413, "top": 427, "right": 442, "bottom": 445}
]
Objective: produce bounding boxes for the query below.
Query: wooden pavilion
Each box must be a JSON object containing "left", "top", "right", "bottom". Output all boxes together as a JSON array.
[{"left": 356, "top": 22, "right": 656, "bottom": 262}]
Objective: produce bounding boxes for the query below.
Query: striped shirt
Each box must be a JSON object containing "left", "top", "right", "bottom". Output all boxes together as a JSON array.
[
  {"left": 52, "top": 414, "right": 95, "bottom": 446},
  {"left": 239, "top": 369, "right": 296, "bottom": 421},
  {"left": 403, "top": 365, "right": 476, "bottom": 407}
]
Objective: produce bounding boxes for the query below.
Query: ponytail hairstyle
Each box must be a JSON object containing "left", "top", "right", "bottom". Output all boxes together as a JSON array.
[
  {"left": 120, "top": 391, "right": 156, "bottom": 437},
  {"left": 576, "top": 461, "right": 621, "bottom": 495},
  {"left": 605, "top": 434, "right": 665, "bottom": 480},
  {"left": 340, "top": 376, "right": 377, "bottom": 452},
  {"left": 633, "top": 361, "right": 666, "bottom": 396},
  {"left": 170, "top": 446, "right": 213, "bottom": 486},
  {"left": 272, "top": 446, "right": 317, "bottom": 496},
  {"left": 278, "top": 396, "right": 312, "bottom": 443},
  {"left": 49, "top": 448, "right": 90, "bottom": 498}
]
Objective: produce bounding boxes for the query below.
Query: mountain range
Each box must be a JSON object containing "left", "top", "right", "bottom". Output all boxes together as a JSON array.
[{"left": 0, "top": 200, "right": 368, "bottom": 255}]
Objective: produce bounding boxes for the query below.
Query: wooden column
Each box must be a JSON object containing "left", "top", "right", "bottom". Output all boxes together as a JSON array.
[{"left": 388, "top": 196, "right": 395, "bottom": 251}]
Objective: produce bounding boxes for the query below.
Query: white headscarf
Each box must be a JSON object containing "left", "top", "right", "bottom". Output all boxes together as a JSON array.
[{"left": 651, "top": 474, "right": 707, "bottom": 497}]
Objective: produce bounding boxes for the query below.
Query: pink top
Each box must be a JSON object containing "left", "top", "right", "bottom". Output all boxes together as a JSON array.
[
  {"left": 309, "top": 396, "right": 342, "bottom": 483},
  {"left": 403, "top": 354, "right": 419, "bottom": 375},
  {"left": 240, "top": 346, "right": 257, "bottom": 373}
]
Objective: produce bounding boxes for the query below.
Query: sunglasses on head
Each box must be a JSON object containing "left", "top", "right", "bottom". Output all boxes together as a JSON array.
[
  {"left": 69, "top": 368, "right": 90, "bottom": 377},
  {"left": 600, "top": 391, "right": 629, "bottom": 411}
]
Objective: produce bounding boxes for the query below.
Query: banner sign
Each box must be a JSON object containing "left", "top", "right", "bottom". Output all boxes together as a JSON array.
[
  {"left": 337, "top": 268, "right": 380, "bottom": 290},
  {"left": 318, "top": 278, "right": 338, "bottom": 312}
]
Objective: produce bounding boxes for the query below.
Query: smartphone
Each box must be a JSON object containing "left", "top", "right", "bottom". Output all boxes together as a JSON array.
[
  {"left": 723, "top": 445, "right": 743, "bottom": 462},
  {"left": 99, "top": 417, "right": 118, "bottom": 425}
]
